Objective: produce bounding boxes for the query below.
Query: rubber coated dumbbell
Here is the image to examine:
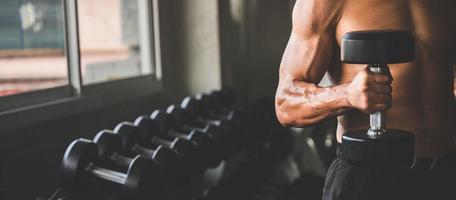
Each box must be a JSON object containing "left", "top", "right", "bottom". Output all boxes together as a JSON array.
[
  {"left": 166, "top": 104, "right": 226, "bottom": 165},
  {"left": 199, "top": 91, "right": 238, "bottom": 115},
  {"left": 181, "top": 97, "right": 231, "bottom": 134},
  {"left": 240, "top": 99, "right": 276, "bottom": 153},
  {"left": 134, "top": 116, "right": 201, "bottom": 175},
  {"left": 93, "top": 130, "right": 160, "bottom": 171},
  {"left": 166, "top": 104, "right": 223, "bottom": 140},
  {"left": 340, "top": 30, "right": 415, "bottom": 167},
  {"left": 195, "top": 94, "right": 239, "bottom": 131},
  {"left": 208, "top": 90, "right": 245, "bottom": 130},
  {"left": 209, "top": 90, "right": 253, "bottom": 148},
  {"left": 209, "top": 89, "right": 239, "bottom": 113},
  {"left": 113, "top": 122, "right": 182, "bottom": 187},
  {"left": 180, "top": 98, "right": 233, "bottom": 159},
  {"left": 211, "top": 88, "right": 239, "bottom": 108},
  {"left": 192, "top": 94, "right": 243, "bottom": 156},
  {"left": 151, "top": 109, "right": 213, "bottom": 170},
  {"left": 61, "top": 139, "right": 162, "bottom": 200}
]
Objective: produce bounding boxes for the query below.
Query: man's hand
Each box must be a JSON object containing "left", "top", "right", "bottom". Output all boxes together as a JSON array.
[{"left": 347, "top": 67, "right": 393, "bottom": 114}]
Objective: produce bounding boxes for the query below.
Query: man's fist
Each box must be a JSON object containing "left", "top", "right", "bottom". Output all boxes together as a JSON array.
[{"left": 347, "top": 67, "right": 393, "bottom": 113}]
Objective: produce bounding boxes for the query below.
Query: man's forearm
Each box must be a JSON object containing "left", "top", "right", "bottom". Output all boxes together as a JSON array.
[{"left": 275, "top": 81, "right": 352, "bottom": 127}]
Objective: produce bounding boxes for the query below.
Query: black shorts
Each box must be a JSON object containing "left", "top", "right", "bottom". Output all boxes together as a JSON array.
[{"left": 322, "top": 146, "right": 456, "bottom": 200}]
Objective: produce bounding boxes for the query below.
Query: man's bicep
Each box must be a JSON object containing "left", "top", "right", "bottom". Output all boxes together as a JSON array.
[
  {"left": 280, "top": 31, "right": 335, "bottom": 84},
  {"left": 279, "top": 0, "right": 342, "bottom": 84}
]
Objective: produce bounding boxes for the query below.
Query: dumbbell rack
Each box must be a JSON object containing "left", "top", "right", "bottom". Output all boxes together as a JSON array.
[{"left": 38, "top": 89, "right": 296, "bottom": 200}]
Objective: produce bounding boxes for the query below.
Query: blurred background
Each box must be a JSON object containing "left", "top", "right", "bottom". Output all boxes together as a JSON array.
[
  {"left": 0, "top": 0, "right": 338, "bottom": 199},
  {"left": 0, "top": 0, "right": 310, "bottom": 98}
]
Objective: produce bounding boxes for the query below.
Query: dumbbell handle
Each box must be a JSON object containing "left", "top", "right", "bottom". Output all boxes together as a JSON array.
[
  {"left": 111, "top": 153, "right": 133, "bottom": 167},
  {"left": 197, "top": 117, "right": 222, "bottom": 126},
  {"left": 151, "top": 137, "right": 174, "bottom": 148},
  {"left": 132, "top": 144, "right": 156, "bottom": 157},
  {"left": 368, "top": 64, "right": 388, "bottom": 136},
  {"left": 88, "top": 164, "right": 127, "bottom": 185},
  {"left": 168, "top": 130, "right": 190, "bottom": 140},
  {"left": 182, "top": 124, "right": 207, "bottom": 132}
]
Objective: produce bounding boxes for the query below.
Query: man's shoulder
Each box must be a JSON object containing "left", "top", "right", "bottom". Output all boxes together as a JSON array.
[{"left": 292, "top": 0, "right": 345, "bottom": 35}]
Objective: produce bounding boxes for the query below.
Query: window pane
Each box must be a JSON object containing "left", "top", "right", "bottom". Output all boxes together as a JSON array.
[
  {"left": 78, "top": 0, "right": 153, "bottom": 85},
  {"left": 0, "top": 0, "right": 68, "bottom": 97}
]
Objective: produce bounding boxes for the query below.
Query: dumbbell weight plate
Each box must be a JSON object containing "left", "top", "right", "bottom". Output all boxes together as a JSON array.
[
  {"left": 135, "top": 116, "right": 200, "bottom": 169},
  {"left": 167, "top": 105, "right": 224, "bottom": 167},
  {"left": 63, "top": 139, "right": 165, "bottom": 200},
  {"left": 164, "top": 106, "right": 217, "bottom": 149},
  {"left": 341, "top": 129, "right": 414, "bottom": 167},
  {"left": 151, "top": 110, "right": 212, "bottom": 165},
  {"left": 196, "top": 94, "right": 244, "bottom": 154},
  {"left": 134, "top": 116, "right": 157, "bottom": 142},
  {"left": 115, "top": 122, "right": 182, "bottom": 173},
  {"left": 124, "top": 156, "right": 164, "bottom": 200},
  {"left": 114, "top": 122, "right": 182, "bottom": 186},
  {"left": 93, "top": 130, "right": 122, "bottom": 160},
  {"left": 151, "top": 136, "right": 202, "bottom": 174},
  {"left": 181, "top": 98, "right": 233, "bottom": 159},
  {"left": 341, "top": 30, "right": 415, "bottom": 64},
  {"left": 136, "top": 114, "right": 204, "bottom": 176},
  {"left": 62, "top": 139, "right": 98, "bottom": 190}
]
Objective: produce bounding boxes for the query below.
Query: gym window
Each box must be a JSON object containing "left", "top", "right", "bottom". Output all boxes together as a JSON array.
[
  {"left": 0, "top": 0, "right": 161, "bottom": 112},
  {"left": 78, "top": 0, "right": 154, "bottom": 85},
  {"left": 0, "top": 0, "right": 69, "bottom": 97}
]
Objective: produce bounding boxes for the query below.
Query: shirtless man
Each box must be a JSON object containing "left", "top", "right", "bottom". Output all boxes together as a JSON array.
[{"left": 275, "top": 0, "right": 456, "bottom": 199}]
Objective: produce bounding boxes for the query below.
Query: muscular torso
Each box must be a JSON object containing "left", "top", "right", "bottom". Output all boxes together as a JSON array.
[{"left": 329, "top": 0, "right": 456, "bottom": 156}]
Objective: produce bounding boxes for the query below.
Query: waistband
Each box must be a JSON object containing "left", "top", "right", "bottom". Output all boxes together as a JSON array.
[{"left": 336, "top": 145, "right": 456, "bottom": 171}]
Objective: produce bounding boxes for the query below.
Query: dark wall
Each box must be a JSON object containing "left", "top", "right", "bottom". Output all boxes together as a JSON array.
[
  {"left": 160, "top": 0, "right": 222, "bottom": 99},
  {"left": 244, "top": 0, "right": 294, "bottom": 98},
  {"left": 220, "top": 0, "right": 295, "bottom": 101}
]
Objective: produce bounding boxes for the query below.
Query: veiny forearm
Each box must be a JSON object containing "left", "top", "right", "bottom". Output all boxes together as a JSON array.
[{"left": 275, "top": 80, "right": 352, "bottom": 127}]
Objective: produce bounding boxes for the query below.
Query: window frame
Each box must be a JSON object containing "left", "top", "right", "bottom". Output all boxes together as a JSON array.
[{"left": 0, "top": 0, "right": 163, "bottom": 132}]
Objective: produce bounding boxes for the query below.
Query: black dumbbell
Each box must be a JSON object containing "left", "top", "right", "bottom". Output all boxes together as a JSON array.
[
  {"left": 61, "top": 139, "right": 162, "bottom": 200},
  {"left": 212, "top": 88, "right": 239, "bottom": 108},
  {"left": 150, "top": 109, "right": 212, "bottom": 168},
  {"left": 195, "top": 94, "right": 239, "bottom": 129},
  {"left": 210, "top": 90, "right": 256, "bottom": 150},
  {"left": 208, "top": 89, "right": 246, "bottom": 130},
  {"left": 198, "top": 92, "right": 237, "bottom": 115},
  {"left": 180, "top": 97, "right": 234, "bottom": 158},
  {"left": 193, "top": 94, "right": 244, "bottom": 155},
  {"left": 209, "top": 89, "right": 238, "bottom": 111},
  {"left": 340, "top": 30, "right": 415, "bottom": 167},
  {"left": 181, "top": 97, "right": 231, "bottom": 133},
  {"left": 134, "top": 116, "right": 201, "bottom": 175},
  {"left": 93, "top": 130, "right": 159, "bottom": 171},
  {"left": 239, "top": 100, "right": 275, "bottom": 153},
  {"left": 113, "top": 122, "right": 182, "bottom": 186},
  {"left": 166, "top": 104, "right": 225, "bottom": 166}
]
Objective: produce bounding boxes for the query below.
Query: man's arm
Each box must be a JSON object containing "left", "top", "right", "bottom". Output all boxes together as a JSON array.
[{"left": 275, "top": 0, "right": 392, "bottom": 127}]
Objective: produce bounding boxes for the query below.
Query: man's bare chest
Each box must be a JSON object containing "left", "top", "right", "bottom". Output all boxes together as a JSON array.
[{"left": 334, "top": 1, "right": 455, "bottom": 50}]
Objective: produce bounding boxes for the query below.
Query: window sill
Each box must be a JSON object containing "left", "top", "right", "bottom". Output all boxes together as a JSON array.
[{"left": 0, "top": 75, "right": 162, "bottom": 133}]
